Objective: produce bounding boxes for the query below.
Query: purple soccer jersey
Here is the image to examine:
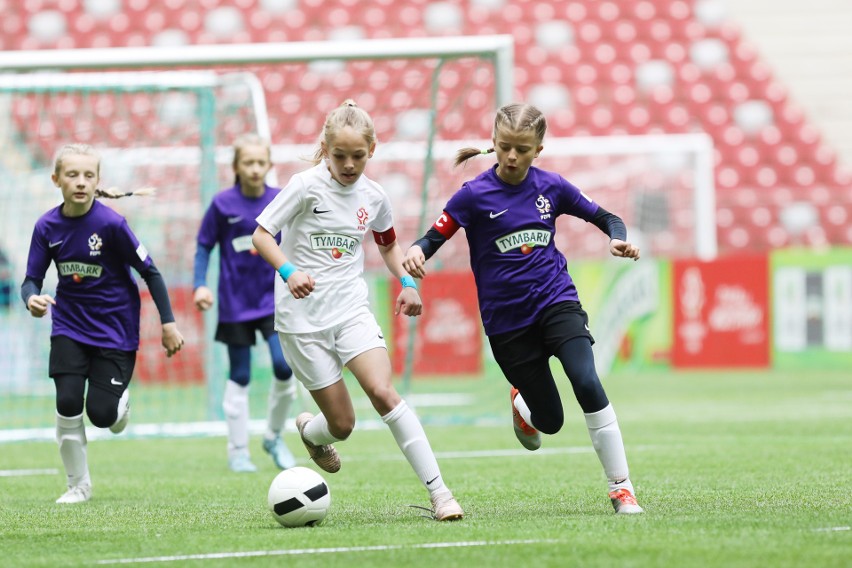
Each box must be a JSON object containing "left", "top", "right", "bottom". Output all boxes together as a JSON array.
[
  {"left": 25, "top": 200, "right": 152, "bottom": 350},
  {"left": 442, "top": 165, "right": 600, "bottom": 336},
  {"left": 196, "top": 184, "right": 280, "bottom": 323}
]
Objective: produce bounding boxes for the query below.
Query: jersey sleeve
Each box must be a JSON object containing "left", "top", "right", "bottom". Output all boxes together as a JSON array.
[
  {"left": 115, "top": 218, "right": 153, "bottom": 274},
  {"left": 371, "top": 189, "right": 395, "bottom": 233},
  {"left": 24, "top": 220, "right": 52, "bottom": 281},
  {"left": 556, "top": 177, "right": 599, "bottom": 221},
  {"left": 196, "top": 197, "right": 222, "bottom": 248},
  {"left": 256, "top": 175, "right": 305, "bottom": 236},
  {"left": 442, "top": 183, "right": 474, "bottom": 228}
]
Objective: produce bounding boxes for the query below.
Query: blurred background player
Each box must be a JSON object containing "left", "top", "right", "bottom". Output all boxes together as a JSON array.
[
  {"left": 21, "top": 143, "right": 185, "bottom": 504},
  {"left": 403, "top": 102, "right": 644, "bottom": 514},
  {"left": 193, "top": 133, "right": 298, "bottom": 473},
  {"left": 252, "top": 100, "right": 463, "bottom": 521}
]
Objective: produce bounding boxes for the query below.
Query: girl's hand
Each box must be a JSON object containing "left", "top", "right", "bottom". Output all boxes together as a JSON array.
[
  {"left": 287, "top": 271, "right": 316, "bottom": 299},
  {"left": 402, "top": 246, "right": 427, "bottom": 278},
  {"left": 161, "top": 322, "right": 185, "bottom": 357},
  {"left": 395, "top": 286, "right": 423, "bottom": 317},
  {"left": 610, "top": 239, "right": 640, "bottom": 261},
  {"left": 27, "top": 294, "right": 55, "bottom": 318},
  {"left": 193, "top": 286, "right": 214, "bottom": 311}
]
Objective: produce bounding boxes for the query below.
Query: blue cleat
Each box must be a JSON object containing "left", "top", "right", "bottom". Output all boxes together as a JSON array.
[
  {"left": 262, "top": 437, "right": 296, "bottom": 470},
  {"left": 228, "top": 453, "right": 257, "bottom": 473}
]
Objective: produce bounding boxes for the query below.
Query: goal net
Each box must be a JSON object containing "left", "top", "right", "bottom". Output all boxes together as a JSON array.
[{"left": 0, "top": 37, "right": 512, "bottom": 440}]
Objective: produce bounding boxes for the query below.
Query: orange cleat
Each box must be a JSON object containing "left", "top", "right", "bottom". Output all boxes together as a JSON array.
[{"left": 510, "top": 387, "right": 541, "bottom": 451}]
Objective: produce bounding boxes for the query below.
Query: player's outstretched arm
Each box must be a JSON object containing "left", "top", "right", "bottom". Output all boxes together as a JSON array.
[
  {"left": 610, "top": 239, "right": 640, "bottom": 261},
  {"left": 161, "top": 322, "right": 184, "bottom": 358},
  {"left": 193, "top": 286, "right": 214, "bottom": 311},
  {"left": 252, "top": 225, "right": 315, "bottom": 299},
  {"left": 26, "top": 294, "right": 55, "bottom": 318},
  {"left": 402, "top": 245, "right": 427, "bottom": 279},
  {"left": 379, "top": 240, "right": 423, "bottom": 317}
]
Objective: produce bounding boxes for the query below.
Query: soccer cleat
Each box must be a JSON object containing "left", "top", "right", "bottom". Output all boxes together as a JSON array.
[
  {"left": 110, "top": 390, "right": 130, "bottom": 434},
  {"left": 295, "top": 412, "right": 341, "bottom": 473},
  {"left": 430, "top": 490, "right": 464, "bottom": 521},
  {"left": 510, "top": 387, "right": 541, "bottom": 451},
  {"left": 262, "top": 436, "right": 297, "bottom": 470},
  {"left": 56, "top": 484, "right": 92, "bottom": 504},
  {"left": 228, "top": 453, "right": 258, "bottom": 473},
  {"left": 609, "top": 488, "right": 644, "bottom": 514}
]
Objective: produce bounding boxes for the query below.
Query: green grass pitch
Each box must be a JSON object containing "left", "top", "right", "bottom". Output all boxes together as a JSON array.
[{"left": 1, "top": 369, "right": 850, "bottom": 567}]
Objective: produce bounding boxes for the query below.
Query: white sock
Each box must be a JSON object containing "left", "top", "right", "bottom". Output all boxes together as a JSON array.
[
  {"left": 55, "top": 412, "right": 90, "bottom": 488},
  {"left": 301, "top": 412, "right": 343, "bottom": 446},
  {"left": 382, "top": 400, "right": 446, "bottom": 496},
  {"left": 265, "top": 379, "right": 296, "bottom": 441},
  {"left": 584, "top": 404, "right": 631, "bottom": 490},
  {"left": 223, "top": 381, "right": 250, "bottom": 457},
  {"left": 513, "top": 391, "right": 535, "bottom": 428}
]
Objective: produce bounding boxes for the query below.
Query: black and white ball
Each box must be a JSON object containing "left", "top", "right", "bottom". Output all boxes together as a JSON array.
[{"left": 268, "top": 467, "right": 331, "bottom": 527}]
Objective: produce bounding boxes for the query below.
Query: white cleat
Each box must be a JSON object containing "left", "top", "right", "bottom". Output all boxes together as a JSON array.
[
  {"left": 56, "top": 484, "right": 92, "bottom": 504},
  {"left": 609, "top": 488, "right": 644, "bottom": 514},
  {"left": 110, "top": 390, "right": 130, "bottom": 434}
]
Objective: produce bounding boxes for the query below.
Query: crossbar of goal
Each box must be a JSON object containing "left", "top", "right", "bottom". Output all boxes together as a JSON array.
[{"left": 0, "top": 35, "right": 516, "bottom": 107}]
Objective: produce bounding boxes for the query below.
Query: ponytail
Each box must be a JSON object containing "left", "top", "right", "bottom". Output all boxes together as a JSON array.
[
  {"left": 95, "top": 186, "right": 157, "bottom": 199},
  {"left": 454, "top": 147, "right": 493, "bottom": 167}
]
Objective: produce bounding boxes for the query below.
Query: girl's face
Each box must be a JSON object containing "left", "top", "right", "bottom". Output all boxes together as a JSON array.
[
  {"left": 52, "top": 153, "right": 100, "bottom": 215},
  {"left": 322, "top": 125, "right": 375, "bottom": 186},
  {"left": 234, "top": 144, "right": 272, "bottom": 195},
  {"left": 493, "top": 126, "right": 543, "bottom": 185}
]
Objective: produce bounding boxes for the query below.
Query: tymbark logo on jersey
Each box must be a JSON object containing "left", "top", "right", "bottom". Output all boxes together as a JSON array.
[
  {"left": 495, "top": 229, "right": 551, "bottom": 255},
  {"left": 310, "top": 233, "right": 358, "bottom": 259},
  {"left": 58, "top": 262, "right": 103, "bottom": 283}
]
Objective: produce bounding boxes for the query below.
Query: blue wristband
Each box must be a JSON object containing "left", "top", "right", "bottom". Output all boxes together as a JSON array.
[
  {"left": 278, "top": 262, "right": 297, "bottom": 282},
  {"left": 400, "top": 275, "right": 416, "bottom": 289}
]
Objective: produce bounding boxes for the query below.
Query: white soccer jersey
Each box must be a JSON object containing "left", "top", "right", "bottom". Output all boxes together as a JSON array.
[{"left": 256, "top": 162, "right": 394, "bottom": 334}]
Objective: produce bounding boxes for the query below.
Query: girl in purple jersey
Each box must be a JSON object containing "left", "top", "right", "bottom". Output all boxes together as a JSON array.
[
  {"left": 403, "top": 103, "right": 645, "bottom": 514},
  {"left": 21, "top": 144, "right": 185, "bottom": 504},
  {"left": 251, "top": 100, "right": 463, "bottom": 521},
  {"left": 193, "top": 134, "right": 297, "bottom": 473}
]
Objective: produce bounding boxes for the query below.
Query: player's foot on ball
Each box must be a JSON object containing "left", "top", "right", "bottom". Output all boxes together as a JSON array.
[
  {"left": 510, "top": 387, "right": 541, "bottom": 451},
  {"left": 228, "top": 453, "right": 258, "bottom": 473},
  {"left": 295, "top": 412, "right": 341, "bottom": 473},
  {"left": 609, "top": 488, "right": 644, "bottom": 514},
  {"left": 109, "top": 390, "right": 130, "bottom": 434},
  {"left": 430, "top": 490, "right": 464, "bottom": 521},
  {"left": 262, "top": 436, "right": 297, "bottom": 470},
  {"left": 56, "top": 484, "right": 91, "bottom": 504}
]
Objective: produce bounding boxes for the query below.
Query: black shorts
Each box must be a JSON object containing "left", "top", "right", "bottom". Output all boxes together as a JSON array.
[
  {"left": 215, "top": 315, "right": 276, "bottom": 347},
  {"left": 48, "top": 334, "right": 136, "bottom": 388},
  {"left": 488, "top": 301, "right": 594, "bottom": 371}
]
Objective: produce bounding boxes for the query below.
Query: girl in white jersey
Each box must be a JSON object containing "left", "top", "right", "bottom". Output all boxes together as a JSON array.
[{"left": 252, "top": 100, "right": 463, "bottom": 521}]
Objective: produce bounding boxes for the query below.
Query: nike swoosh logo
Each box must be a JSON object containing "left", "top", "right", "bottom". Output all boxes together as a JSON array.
[
  {"left": 110, "top": 378, "right": 123, "bottom": 386},
  {"left": 426, "top": 475, "right": 440, "bottom": 485},
  {"left": 378, "top": 333, "right": 384, "bottom": 339},
  {"left": 49, "top": 240, "right": 63, "bottom": 248},
  {"left": 489, "top": 209, "right": 508, "bottom": 219},
  {"left": 313, "top": 207, "right": 330, "bottom": 214},
  {"left": 584, "top": 323, "right": 590, "bottom": 331},
  {"left": 227, "top": 217, "right": 242, "bottom": 224}
]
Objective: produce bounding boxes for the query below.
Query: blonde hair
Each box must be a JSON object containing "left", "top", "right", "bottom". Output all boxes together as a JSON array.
[
  {"left": 53, "top": 143, "right": 155, "bottom": 199},
  {"left": 454, "top": 103, "right": 548, "bottom": 167},
  {"left": 232, "top": 133, "right": 272, "bottom": 185},
  {"left": 312, "top": 99, "right": 376, "bottom": 165}
]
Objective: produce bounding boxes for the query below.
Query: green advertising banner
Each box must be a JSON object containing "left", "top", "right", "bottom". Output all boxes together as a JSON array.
[
  {"left": 568, "top": 259, "right": 672, "bottom": 376},
  {"left": 771, "top": 248, "right": 852, "bottom": 370}
]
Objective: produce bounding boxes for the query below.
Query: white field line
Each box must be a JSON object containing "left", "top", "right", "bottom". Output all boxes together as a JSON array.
[
  {"left": 97, "top": 539, "right": 561, "bottom": 565},
  {"left": 813, "top": 526, "right": 850, "bottom": 532},
  {"left": 0, "top": 468, "right": 59, "bottom": 477}
]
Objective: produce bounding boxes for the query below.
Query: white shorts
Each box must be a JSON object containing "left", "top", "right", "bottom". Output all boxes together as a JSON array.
[{"left": 277, "top": 307, "right": 388, "bottom": 391}]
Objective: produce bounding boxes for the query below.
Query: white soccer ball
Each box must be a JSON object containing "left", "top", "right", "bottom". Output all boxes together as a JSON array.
[{"left": 267, "top": 466, "right": 331, "bottom": 527}]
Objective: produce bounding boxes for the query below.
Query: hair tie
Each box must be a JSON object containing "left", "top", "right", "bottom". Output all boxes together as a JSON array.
[{"left": 481, "top": 148, "right": 490, "bottom": 155}]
